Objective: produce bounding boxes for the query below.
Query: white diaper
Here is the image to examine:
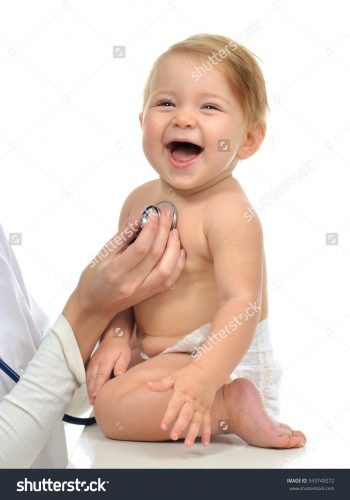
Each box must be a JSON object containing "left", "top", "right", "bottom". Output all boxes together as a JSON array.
[
  {"left": 140, "top": 318, "right": 282, "bottom": 418},
  {"left": 228, "top": 318, "right": 282, "bottom": 418}
]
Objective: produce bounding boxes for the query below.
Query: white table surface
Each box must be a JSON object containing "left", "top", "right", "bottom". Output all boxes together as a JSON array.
[
  {"left": 67, "top": 389, "right": 350, "bottom": 469},
  {"left": 67, "top": 424, "right": 313, "bottom": 469}
]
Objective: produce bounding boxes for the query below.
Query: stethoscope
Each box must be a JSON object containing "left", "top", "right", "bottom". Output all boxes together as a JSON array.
[
  {"left": 140, "top": 200, "right": 178, "bottom": 230},
  {"left": 0, "top": 201, "right": 178, "bottom": 426},
  {"left": 128, "top": 200, "right": 178, "bottom": 245},
  {"left": 0, "top": 356, "right": 95, "bottom": 425}
]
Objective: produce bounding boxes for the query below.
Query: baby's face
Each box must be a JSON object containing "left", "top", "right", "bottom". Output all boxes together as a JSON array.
[{"left": 139, "top": 51, "right": 249, "bottom": 192}]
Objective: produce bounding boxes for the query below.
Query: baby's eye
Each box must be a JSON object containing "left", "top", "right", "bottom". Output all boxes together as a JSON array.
[
  {"left": 157, "top": 100, "right": 175, "bottom": 107},
  {"left": 202, "top": 103, "right": 220, "bottom": 110}
]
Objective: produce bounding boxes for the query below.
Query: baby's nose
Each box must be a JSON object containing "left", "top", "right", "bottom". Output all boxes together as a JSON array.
[{"left": 172, "top": 111, "right": 196, "bottom": 128}]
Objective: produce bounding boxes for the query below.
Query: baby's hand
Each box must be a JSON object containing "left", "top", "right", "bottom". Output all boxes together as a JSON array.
[
  {"left": 147, "top": 364, "right": 217, "bottom": 447},
  {"left": 86, "top": 337, "right": 131, "bottom": 404}
]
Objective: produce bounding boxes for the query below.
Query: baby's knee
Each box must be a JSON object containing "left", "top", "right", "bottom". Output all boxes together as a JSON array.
[
  {"left": 94, "top": 373, "right": 146, "bottom": 439},
  {"left": 94, "top": 377, "right": 128, "bottom": 437}
]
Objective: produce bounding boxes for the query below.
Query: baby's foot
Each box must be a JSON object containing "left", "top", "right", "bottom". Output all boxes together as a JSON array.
[{"left": 223, "top": 378, "right": 306, "bottom": 449}]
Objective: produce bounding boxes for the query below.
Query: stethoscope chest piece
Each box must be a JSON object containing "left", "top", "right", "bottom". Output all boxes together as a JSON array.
[
  {"left": 140, "top": 204, "right": 161, "bottom": 228},
  {"left": 140, "top": 200, "right": 178, "bottom": 229}
]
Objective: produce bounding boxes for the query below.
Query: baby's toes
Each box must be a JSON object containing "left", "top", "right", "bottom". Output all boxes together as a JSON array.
[
  {"left": 292, "top": 430, "right": 306, "bottom": 445},
  {"left": 276, "top": 430, "right": 306, "bottom": 449},
  {"left": 277, "top": 423, "right": 306, "bottom": 444}
]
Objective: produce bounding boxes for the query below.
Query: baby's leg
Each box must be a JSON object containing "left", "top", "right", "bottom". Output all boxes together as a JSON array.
[{"left": 94, "top": 353, "right": 305, "bottom": 449}]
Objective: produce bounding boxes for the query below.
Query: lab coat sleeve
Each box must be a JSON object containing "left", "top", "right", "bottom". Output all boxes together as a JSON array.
[{"left": 0, "top": 314, "right": 86, "bottom": 468}]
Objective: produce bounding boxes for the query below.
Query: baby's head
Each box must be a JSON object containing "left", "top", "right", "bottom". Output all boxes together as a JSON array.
[{"left": 139, "top": 34, "right": 269, "bottom": 193}]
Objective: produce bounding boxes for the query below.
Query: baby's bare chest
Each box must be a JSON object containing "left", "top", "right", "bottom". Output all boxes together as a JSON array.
[
  {"left": 135, "top": 195, "right": 212, "bottom": 269},
  {"left": 133, "top": 201, "right": 219, "bottom": 336}
]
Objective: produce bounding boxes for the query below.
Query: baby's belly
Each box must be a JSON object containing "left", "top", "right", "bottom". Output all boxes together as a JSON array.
[
  {"left": 138, "top": 335, "right": 184, "bottom": 357},
  {"left": 134, "top": 272, "right": 219, "bottom": 357}
]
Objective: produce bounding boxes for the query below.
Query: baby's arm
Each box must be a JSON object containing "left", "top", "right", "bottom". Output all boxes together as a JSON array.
[
  {"left": 193, "top": 192, "right": 263, "bottom": 389},
  {"left": 86, "top": 309, "right": 135, "bottom": 403},
  {"left": 147, "top": 192, "right": 263, "bottom": 443}
]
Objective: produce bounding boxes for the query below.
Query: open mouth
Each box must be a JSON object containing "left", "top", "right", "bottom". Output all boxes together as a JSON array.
[{"left": 166, "top": 141, "right": 204, "bottom": 164}]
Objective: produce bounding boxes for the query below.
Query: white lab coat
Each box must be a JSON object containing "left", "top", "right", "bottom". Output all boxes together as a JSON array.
[{"left": 0, "top": 224, "right": 68, "bottom": 468}]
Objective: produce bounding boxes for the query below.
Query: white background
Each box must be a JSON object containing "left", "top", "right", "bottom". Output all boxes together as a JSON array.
[{"left": 0, "top": 0, "right": 349, "bottom": 466}]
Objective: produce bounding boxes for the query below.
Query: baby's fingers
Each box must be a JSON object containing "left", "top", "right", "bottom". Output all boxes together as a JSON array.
[
  {"left": 160, "top": 392, "right": 186, "bottom": 432},
  {"left": 184, "top": 410, "right": 203, "bottom": 447},
  {"left": 200, "top": 412, "right": 211, "bottom": 446},
  {"left": 113, "top": 351, "right": 131, "bottom": 376},
  {"left": 86, "top": 363, "right": 99, "bottom": 403},
  {"left": 87, "top": 362, "right": 112, "bottom": 404},
  {"left": 92, "top": 367, "right": 111, "bottom": 402},
  {"left": 168, "top": 401, "right": 196, "bottom": 441}
]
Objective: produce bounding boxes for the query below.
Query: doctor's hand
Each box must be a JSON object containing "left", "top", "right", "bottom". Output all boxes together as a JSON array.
[
  {"left": 147, "top": 363, "right": 217, "bottom": 448},
  {"left": 63, "top": 208, "right": 185, "bottom": 362}
]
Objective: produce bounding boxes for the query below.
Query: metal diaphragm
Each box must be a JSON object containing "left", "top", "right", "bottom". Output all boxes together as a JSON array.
[{"left": 140, "top": 201, "right": 178, "bottom": 229}]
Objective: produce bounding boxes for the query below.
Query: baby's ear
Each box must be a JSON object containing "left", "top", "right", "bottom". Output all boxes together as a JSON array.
[
  {"left": 237, "top": 121, "right": 266, "bottom": 160},
  {"left": 138, "top": 112, "right": 143, "bottom": 128}
]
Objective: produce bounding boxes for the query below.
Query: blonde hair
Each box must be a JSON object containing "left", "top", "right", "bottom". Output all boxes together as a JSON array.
[{"left": 142, "top": 33, "right": 269, "bottom": 129}]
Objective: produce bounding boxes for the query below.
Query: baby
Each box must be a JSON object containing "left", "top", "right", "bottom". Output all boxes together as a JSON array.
[{"left": 89, "top": 34, "right": 306, "bottom": 449}]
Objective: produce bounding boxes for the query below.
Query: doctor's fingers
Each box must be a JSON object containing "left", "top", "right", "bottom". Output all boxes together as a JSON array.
[
  {"left": 126, "top": 207, "right": 179, "bottom": 280},
  {"left": 112, "top": 208, "right": 162, "bottom": 272},
  {"left": 90, "top": 212, "right": 142, "bottom": 267},
  {"left": 140, "top": 237, "right": 185, "bottom": 294},
  {"left": 102, "top": 232, "right": 184, "bottom": 311},
  {"left": 96, "top": 209, "right": 178, "bottom": 308}
]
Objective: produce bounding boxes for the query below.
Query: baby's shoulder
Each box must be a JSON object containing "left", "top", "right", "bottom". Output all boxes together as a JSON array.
[
  {"left": 206, "top": 180, "right": 254, "bottom": 216},
  {"left": 119, "top": 179, "right": 160, "bottom": 224},
  {"left": 204, "top": 180, "right": 262, "bottom": 234},
  {"left": 123, "top": 179, "right": 160, "bottom": 210}
]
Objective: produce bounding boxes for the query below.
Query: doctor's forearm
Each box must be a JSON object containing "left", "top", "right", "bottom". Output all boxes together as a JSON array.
[
  {"left": 192, "top": 297, "right": 261, "bottom": 390},
  {"left": 0, "top": 315, "right": 85, "bottom": 468},
  {"left": 62, "top": 292, "right": 117, "bottom": 363}
]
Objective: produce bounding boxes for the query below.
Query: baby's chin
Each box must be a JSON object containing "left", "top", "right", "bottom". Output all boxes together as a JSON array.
[{"left": 158, "top": 171, "right": 222, "bottom": 195}]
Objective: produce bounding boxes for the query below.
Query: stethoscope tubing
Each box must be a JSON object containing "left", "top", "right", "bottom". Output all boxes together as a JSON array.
[{"left": 0, "top": 357, "right": 96, "bottom": 426}]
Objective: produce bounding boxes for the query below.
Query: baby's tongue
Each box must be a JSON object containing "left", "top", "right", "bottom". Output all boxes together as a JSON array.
[{"left": 171, "top": 143, "right": 200, "bottom": 162}]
